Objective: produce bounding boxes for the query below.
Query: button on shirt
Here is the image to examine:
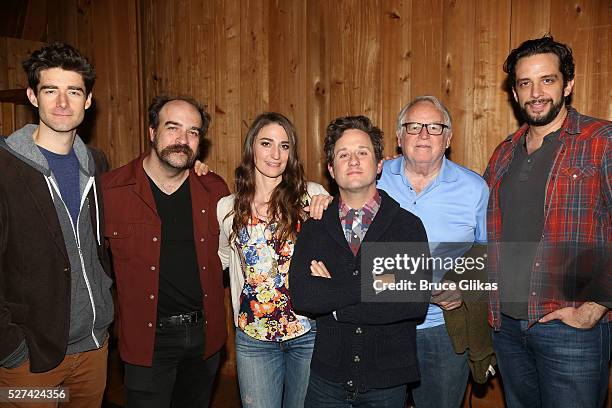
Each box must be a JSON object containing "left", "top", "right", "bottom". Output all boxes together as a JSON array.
[
  {"left": 498, "top": 129, "right": 561, "bottom": 319},
  {"left": 377, "top": 156, "right": 489, "bottom": 328}
]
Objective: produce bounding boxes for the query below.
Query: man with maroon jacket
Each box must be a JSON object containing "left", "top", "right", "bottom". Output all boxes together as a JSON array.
[{"left": 102, "top": 95, "right": 229, "bottom": 408}]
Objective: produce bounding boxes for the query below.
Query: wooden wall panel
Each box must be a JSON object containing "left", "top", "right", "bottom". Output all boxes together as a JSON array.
[
  {"left": 0, "top": 37, "right": 45, "bottom": 89},
  {"left": 472, "top": 0, "right": 513, "bottom": 174},
  {"left": 46, "top": 0, "right": 142, "bottom": 168},
  {"left": 123, "top": 0, "right": 611, "bottom": 185},
  {"left": 442, "top": 0, "right": 476, "bottom": 169},
  {"left": 410, "top": 0, "right": 444, "bottom": 98},
  {"left": 240, "top": 0, "right": 270, "bottom": 131},
  {"left": 0, "top": 37, "right": 45, "bottom": 134},
  {"left": 551, "top": 0, "right": 612, "bottom": 120},
  {"left": 212, "top": 0, "right": 242, "bottom": 185},
  {"left": 268, "top": 0, "right": 308, "bottom": 171},
  {"left": 1, "top": 1, "right": 611, "bottom": 406},
  {"left": 305, "top": 0, "right": 330, "bottom": 181},
  {"left": 380, "top": 0, "right": 412, "bottom": 156}
]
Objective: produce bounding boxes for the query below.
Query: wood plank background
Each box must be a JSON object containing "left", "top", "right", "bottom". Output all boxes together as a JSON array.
[
  {"left": 0, "top": 1, "right": 610, "bottom": 406},
  {"left": 1, "top": 0, "right": 610, "bottom": 183}
]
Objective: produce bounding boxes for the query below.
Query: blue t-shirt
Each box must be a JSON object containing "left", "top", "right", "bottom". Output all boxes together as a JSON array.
[
  {"left": 39, "top": 146, "right": 81, "bottom": 225},
  {"left": 377, "top": 156, "right": 489, "bottom": 328}
]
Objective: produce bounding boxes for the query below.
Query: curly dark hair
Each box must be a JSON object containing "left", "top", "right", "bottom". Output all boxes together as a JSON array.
[
  {"left": 22, "top": 42, "right": 95, "bottom": 94},
  {"left": 324, "top": 115, "right": 384, "bottom": 165},
  {"left": 147, "top": 95, "right": 211, "bottom": 138},
  {"left": 231, "top": 112, "right": 308, "bottom": 246},
  {"left": 504, "top": 35, "right": 575, "bottom": 89}
]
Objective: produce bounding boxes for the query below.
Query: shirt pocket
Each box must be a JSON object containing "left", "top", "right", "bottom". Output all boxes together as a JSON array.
[
  {"left": 105, "top": 223, "right": 134, "bottom": 260},
  {"left": 558, "top": 165, "right": 596, "bottom": 182}
]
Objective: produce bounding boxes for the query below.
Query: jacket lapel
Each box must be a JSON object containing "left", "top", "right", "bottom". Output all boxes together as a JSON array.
[
  {"left": 322, "top": 195, "right": 353, "bottom": 254},
  {"left": 20, "top": 168, "right": 69, "bottom": 263},
  {"left": 360, "top": 190, "right": 398, "bottom": 256}
]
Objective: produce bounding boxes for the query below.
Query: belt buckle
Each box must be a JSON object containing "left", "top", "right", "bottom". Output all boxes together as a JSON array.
[{"left": 182, "top": 312, "right": 197, "bottom": 324}]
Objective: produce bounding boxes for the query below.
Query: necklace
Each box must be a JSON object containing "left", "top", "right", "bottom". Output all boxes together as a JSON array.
[{"left": 252, "top": 202, "right": 270, "bottom": 221}]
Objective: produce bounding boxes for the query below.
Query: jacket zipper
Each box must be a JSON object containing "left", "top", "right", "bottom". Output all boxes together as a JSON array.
[{"left": 48, "top": 176, "right": 100, "bottom": 348}]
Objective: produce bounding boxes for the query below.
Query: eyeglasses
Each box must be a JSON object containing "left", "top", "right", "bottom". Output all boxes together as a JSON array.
[{"left": 401, "top": 122, "right": 449, "bottom": 136}]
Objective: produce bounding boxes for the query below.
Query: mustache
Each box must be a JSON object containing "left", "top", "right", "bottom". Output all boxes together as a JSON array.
[
  {"left": 160, "top": 144, "right": 193, "bottom": 155},
  {"left": 525, "top": 98, "right": 553, "bottom": 106}
]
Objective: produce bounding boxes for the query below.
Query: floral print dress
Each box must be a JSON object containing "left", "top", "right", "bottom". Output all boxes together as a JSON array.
[{"left": 236, "top": 217, "right": 311, "bottom": 342}]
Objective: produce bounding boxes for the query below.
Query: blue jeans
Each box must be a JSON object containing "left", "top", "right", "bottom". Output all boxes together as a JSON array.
[
  {"left": 411, "top": 324, "right": 469, "bottom": 408},
  {"left": 493, "top": 314, "right": 610, "bottom": 408},
  {"left": 236, "top": 323, "right": 315, "bottom": 408},
  {"left": 304, "top": 370, "right": 407, "bottom": 408}
]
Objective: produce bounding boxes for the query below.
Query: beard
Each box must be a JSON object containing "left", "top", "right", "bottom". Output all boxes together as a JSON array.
[
  {"left": 519, "top": 97, "right": 565, "bottom": 126},
  {"left": 152, "top": 138, "right": 198, "bottom": 170}
]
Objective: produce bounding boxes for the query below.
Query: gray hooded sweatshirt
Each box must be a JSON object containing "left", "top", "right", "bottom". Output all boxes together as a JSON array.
[{"left": 0, "top": 124, "right": 114, "bottom": 366}]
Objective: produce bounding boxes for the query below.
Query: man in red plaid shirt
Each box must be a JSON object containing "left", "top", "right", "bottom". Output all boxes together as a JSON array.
[{"left": 484, "top": 36, "right": 611, "bottom": 408}]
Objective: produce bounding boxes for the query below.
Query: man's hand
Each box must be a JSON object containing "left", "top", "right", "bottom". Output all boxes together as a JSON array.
[
  {"left": 310, "top": 260, "right": 331, "bottom": 278},
  {"left": 431, "top": 280, "right": 463, "bottom": 311},
  {"left": 304, "top": 194, "right": 333, "bottom": 220},
  {"left": 539, "top": 302, "right": 608, "bottom": 329},
  {"left": 194, "top": 160, "right": 210, "bottom": 176}
]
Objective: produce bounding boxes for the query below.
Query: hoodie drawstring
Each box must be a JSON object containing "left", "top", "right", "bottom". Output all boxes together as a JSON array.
[
  {"left": 44, "top": 176, "right": 55, "bottom": 202},
  {"left": 92, "top": 178, "right": 101, "bottom": 245}
]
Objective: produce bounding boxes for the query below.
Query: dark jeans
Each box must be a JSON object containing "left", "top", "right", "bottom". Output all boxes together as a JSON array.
[
  {"left": 411, "top": 324, "right": 469, "bottom": 408},
  {"left": 305, "top": 370, "right": 407, "bottom": 408},
  {"left": 493, "top": 314, "right": 610, "bottom": 408},
  {"left": 124, "top": 319, "right": 220, "bottom": 408}
]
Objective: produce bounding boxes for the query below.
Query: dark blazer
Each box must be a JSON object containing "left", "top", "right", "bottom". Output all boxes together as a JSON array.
[{"left": 289, "top": 189, "right": 431, "bottom": 392}]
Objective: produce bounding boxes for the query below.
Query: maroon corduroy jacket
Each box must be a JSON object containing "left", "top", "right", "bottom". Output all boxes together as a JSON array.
[{"left": 101, "top": 154, "right": 230, "bottom": 366}]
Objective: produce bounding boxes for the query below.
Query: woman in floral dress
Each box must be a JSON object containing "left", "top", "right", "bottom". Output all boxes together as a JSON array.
[{"left": 217, "top": 112, "right": 328, "bottom": 408}]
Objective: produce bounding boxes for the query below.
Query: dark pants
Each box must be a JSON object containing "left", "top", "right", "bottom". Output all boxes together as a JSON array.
[
  {"left": 493, "top": 314, "right": 610, "bottom": 408},
  {"left": 124, "top": 319, "right": 220, "bottom": 408},
  {"left": 305, "top": 370, "right": 407, "bottom": 408}
]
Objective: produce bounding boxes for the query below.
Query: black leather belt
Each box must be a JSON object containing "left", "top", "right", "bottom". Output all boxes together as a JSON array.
[{"left": 157, "top": 310, "right": 203, "bottom": 327}]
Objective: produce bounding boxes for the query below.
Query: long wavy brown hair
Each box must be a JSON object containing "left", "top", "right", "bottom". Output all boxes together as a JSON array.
[{"left": 230, "top": 112, "right": 308, "bottom": 245}]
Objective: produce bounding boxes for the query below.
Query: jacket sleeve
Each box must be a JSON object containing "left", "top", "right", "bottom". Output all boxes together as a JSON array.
[
  {"left": 335, "top": 216, "right": 432, "bottom": 325},
  {"left": 306, "top": 181, "right": 329, "bottom": 197},
  {"left": 217, "top": 197, "right": 232, "bottom": 270},
  {"left": 0, "top": 189, "right": 27, "bottom": 367},
  {"left": 289, "top": 220, "right": 361, "bottom": 314},
  {"left": 595, "top": 134, "right": 612, "bottom": 309}
]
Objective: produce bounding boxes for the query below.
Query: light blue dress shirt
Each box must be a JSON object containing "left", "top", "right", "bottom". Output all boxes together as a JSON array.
[{"left": 377, "top": 156, "right": 489, "bottom": 329}]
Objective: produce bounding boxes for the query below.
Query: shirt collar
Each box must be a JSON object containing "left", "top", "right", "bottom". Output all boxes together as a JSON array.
[
  {"left": 390, "top": 155, "right": 457, "bottom": 184},
  {"left": 339, "top": 190, "right": 381, "bottom": 218}
]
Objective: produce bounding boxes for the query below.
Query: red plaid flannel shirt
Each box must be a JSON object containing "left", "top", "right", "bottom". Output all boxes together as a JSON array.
[{"left": 484, "top": 107, "right": 611, "bottom": 329}]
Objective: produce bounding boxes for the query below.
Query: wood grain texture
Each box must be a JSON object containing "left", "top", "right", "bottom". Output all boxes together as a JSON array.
[
  {"left": 306, "top": 0, "right": 330, "bottom": 186},
  {"left": 442, "top": 0, "right": 476, "bottom": 169},
  {"left": 472, "top": 0, "right": 513, "bottom": 174},
  {"left": 1, "top": 3, "right": 611, "bottom": 404},
  {"left": 380, "top": 0, "right": 412, "bottom": 156},
  {"left": 46, "top": 0, "right": 142, "bottom": 167}
]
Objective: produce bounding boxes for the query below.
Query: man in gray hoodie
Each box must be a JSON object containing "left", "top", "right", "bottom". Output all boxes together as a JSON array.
[{"left": 0, "top": 42, "right": 114, "bottom": 408}]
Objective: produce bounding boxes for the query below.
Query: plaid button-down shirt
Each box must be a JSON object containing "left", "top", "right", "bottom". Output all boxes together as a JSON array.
[
  {"left": 339, "top": 191, "right": 381, "bottom": 255},
  {"left": 484, "top": 107, "right": 611, "bottom": 329}
]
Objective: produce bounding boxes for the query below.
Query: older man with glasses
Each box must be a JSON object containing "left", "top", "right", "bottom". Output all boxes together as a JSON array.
[{"left": 377, "top": 96, "right": 491, "bottom": 407}]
